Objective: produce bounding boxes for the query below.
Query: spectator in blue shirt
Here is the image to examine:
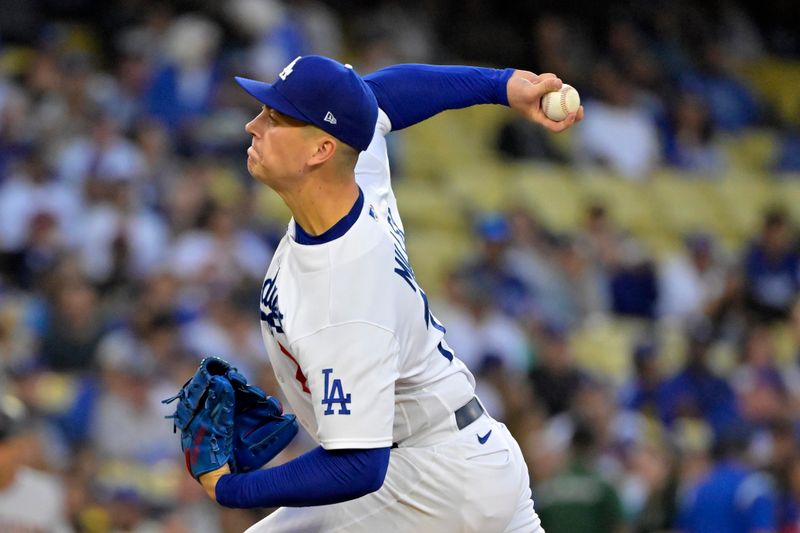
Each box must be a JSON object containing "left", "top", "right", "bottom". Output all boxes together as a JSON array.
[
  {"left": 679, "top": 41, "right": 761, "bottom": 133},
  {"left": 659, "top": 320, "right": 739, "bottom": 436},
  {"left": 663, "top": 93, "right": 727, "bottom": 175},
  {"left": 608, "top": 239, "right": 659, "bottom": 320},
  {"left": 775, "top": 126, "right": 800, "bottom": 173},
  {"left": 677, "top": 425, "right": 777, "bottom": 533},
  {"left": 144, "top": 15, "right": 224, "bottom": 138},
  {"left": 778, "top": 453, "right": 800, "bottom": 533},
  {"left": 620, "top": 342, "right": 666, "bottom": 417},
  {"left": 461, "top": 213, "right": 536, "bottom": 319},
  {"left": 743, "top": 209, "right": 800, "bottom": 323}
]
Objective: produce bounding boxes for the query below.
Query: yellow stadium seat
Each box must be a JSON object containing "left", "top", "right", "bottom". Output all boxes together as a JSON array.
[
  {"left": 737, "top": 58, "right": 800, "bottom": 126},
  {"left": 443, "top": 162, "right": 517, "bottom": 212},
  {"left": 648, "top": 172, "right": 729, "bottom": 238},
  {"left": 455, "top": 104, "right": 513, "bottom": 149},
  {"left": 255, "top": 187, "right": 292, "bottom": 224},
  {"left": 714, "top": 176, "right": 778, "bottom": 240},
  {"left": 404, "top": 229, "right": 474, "bottom": 293},
  {"left": 771, "top": 323, "right": 797, "bottom": 367},
  {"left": 717, "top": 130, "right": 779, "bottom": 172},
  {"left": 576, "top": 169, "right": 662, "bottom": 237},
  {"left": 653, "top": 321, "right": 739, "bottom": 378},
  {"left": 402, "top": 105, "right": 510, "bottom": 181},
  {"left": 569, "top": 317, "right": 641, "bottom": 385},
  {"left": 707, "top": 341, "right": 739, "bottom": 378},
  {"left": 209, "top": 166, "right": 246, "bottom": 207},
  {"left": 393, "top": 179, "right": 465, "bottom": 233},
  {"left": 775, "top": 180, "right": 800, "bottom": 227},
  {"left": 401, "top": 115, "right": 463, "bottom": 181},
  {"left": 508, "top": 164, "right": 584, "bottom": 232},
  {"left": 636, "top": 230, "right": 683, "bottom": 261},
  {"left": 654, "top": 319, "right": 688, "bottom": 376},
  {"left": 0, "top": 47, "right": 35, "bottom": 77}
]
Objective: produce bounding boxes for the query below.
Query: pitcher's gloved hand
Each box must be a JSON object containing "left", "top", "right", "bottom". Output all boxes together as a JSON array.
[{"left": 164, "top": 357, "right": 299, "bottom": 479}]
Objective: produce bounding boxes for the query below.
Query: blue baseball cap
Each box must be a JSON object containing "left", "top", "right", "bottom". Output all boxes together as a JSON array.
[{"left": 235, "top": 56, "right": 378, "bottom": 152}]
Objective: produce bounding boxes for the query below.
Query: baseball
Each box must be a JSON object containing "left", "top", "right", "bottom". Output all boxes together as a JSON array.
[{"left": 540, "top": 84, "right": 580, "bottom": 121}]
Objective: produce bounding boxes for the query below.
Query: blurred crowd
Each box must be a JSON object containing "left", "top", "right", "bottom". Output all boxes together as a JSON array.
[
  {"left": 436, "top": 203, "right": 800, "bottom": 533},
  {"left": 0, "top": 1, "right": 799, "bottom": 532},
  {"left": 494, "top": 3, "right": 799, "bottom": 178}
]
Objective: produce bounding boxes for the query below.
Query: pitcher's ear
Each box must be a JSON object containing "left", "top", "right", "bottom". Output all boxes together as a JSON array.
[{"left": 307, "top": 136, "right": 337, "bottom": 167}]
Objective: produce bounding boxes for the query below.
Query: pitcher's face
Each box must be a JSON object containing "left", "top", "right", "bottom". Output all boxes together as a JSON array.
[{"left": 245, "top": 106, "right": 314, "bottom": 190}]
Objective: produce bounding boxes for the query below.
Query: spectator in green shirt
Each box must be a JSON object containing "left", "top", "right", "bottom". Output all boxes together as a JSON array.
[{"left": 536, "top": 422, "right": 627, "bottom": 533}]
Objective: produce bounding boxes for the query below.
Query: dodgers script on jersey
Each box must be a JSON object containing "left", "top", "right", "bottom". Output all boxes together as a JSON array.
[{"left": 258, "top": 110, "right": 476, "bottom": 449}]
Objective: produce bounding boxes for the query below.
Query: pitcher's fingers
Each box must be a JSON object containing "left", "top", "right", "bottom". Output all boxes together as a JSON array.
[
  {"left": 543, "top": 112, "right": 577, "bottom": 133},
  {"left": 538, "top": 77, "right": 563, "bottom": 94}
]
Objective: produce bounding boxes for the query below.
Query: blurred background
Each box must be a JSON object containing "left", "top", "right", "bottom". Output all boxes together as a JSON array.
[{"left": 0, "top": 0, "right": 799, "bottom": 531}]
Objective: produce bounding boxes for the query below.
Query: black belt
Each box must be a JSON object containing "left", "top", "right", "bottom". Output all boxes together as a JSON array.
[
  {"left": 455, "top": 396, "right": 485, "bottom": 430},
  {"left": 392, "top": 397, "right": 484, "bottom": 448}
]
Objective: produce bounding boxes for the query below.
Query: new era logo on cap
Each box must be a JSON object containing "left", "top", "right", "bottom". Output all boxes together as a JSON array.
[{"left": 235, "top": 55, "right": 378, "bottom": 152}]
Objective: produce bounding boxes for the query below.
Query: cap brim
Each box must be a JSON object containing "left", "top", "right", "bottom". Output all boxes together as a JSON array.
[{"left": 234, "top": 76, "right": 312, "bottom": 125}]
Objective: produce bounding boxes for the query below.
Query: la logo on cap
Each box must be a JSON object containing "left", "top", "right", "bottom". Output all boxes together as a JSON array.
[
  {"left": 279, "top": 56, "right": 301, "bottom": 81},
  {"left": 324, "top": 112, "right": 337, "bottom": 125}
]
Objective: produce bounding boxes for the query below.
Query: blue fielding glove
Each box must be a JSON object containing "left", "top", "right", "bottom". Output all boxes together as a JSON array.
[
  {"left": 224, "top": 365, "right": 299, "bottom": 473},
  {"left": 164, "top": 357, "right": 299, "bottom": 477},
  {"left": 163, "top": 358, "right": 236, "bottom": 480}
]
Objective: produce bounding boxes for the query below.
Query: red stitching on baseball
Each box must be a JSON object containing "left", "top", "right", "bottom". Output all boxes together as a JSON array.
[{"left": 560, "top": 88, "right": 569, "bottom": 117}]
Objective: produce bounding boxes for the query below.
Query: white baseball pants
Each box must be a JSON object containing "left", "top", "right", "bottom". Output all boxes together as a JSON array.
[{"left": 243, "top": 414, "right": 544, "bottom": 533}]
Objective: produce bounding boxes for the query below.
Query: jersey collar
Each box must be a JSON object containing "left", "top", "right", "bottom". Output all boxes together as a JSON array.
[{"left": 294, "top": 187, "right": 364, "bottom": 245}]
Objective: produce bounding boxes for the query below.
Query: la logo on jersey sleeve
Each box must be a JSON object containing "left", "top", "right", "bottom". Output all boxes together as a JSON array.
[{"left": 321, "top": 368, "right": 351, "bottom": 415}]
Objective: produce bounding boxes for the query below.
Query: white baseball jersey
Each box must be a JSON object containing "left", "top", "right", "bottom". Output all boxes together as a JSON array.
[{"left": 258, "top": 110, "right": 476, "bottom": 450}]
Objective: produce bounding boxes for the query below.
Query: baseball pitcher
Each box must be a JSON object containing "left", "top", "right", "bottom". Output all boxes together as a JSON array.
[{"left": 165, "top": 55, "right": 582, "bottom": 532}]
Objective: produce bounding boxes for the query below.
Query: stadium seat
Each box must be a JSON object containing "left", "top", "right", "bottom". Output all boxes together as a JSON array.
[
  {"left": 654, "top": 319, "right": 688, "bottom": 376},
  {"left": 737, "top": 58, "right": 800, "bottom": 126},
  {"left": 402, "top": 115, "right": 464, "bottom": 181},
  {"left": 0, "top": 46, "right": 35, "bottom": 77},
  {"left": 405, "top": 229, "right": 474, "bottom": 293},
  {"left": 393, "top": 179, "right": 465, "bottom": 233},
  {"left": 443, "top": 161, "right": 517, "bottom": 212},
  {"left": 509, "top": 164, "right": 583, "bottom": 232},
  {"left": 569, "top": 317, "right": 640, "bottom": 385},
  {"left": 648, "top": 171, "right": 728, "bottom": 238},
  {"left": 775, "top": 180, "right": 800, "bottom": 227},
  {"left": 713, "top": 176, "right": 777, "bottom": 242},
  {"left": 255, "top": 187, "right": 292, "bottom": 224},
  {"left": 577, "top": 169, "right": 663, "bottom": 237},
  {"left": 717, "top": 130, "right": 779, "bottom": 172},
  {"left": 771, "top": 323, "right": 797, "bottom": 367},
  {"left": 402, "top": 105, "right": 508, "bottom": 182}
]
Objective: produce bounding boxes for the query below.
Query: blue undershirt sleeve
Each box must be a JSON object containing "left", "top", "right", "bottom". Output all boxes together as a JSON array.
[
  {"left": 363, "top": 64, "right": 515, "bottom": 131},
  {"left": 215, "top": 446, "right": 391, "bottom": 509}
]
